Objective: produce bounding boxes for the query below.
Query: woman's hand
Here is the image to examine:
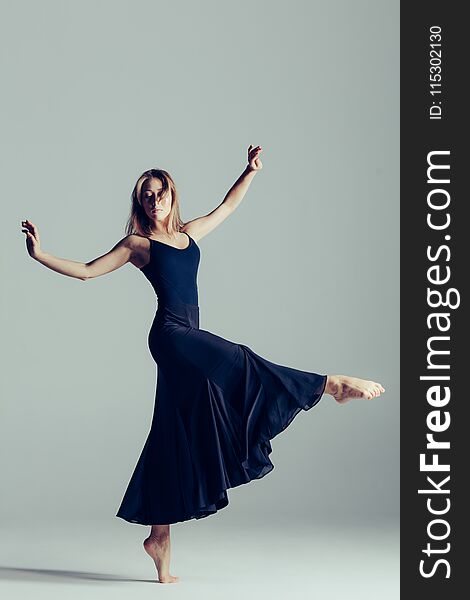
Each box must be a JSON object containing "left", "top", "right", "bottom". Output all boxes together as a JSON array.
[
  {"left": 247, "top": 144, "right": 263, "bottom": 172},
  {"left": 21, "top": 219, "right": 42, "bottom": 259}
]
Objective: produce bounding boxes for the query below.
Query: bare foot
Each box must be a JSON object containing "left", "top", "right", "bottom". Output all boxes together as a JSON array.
[
  {"left": 143, "top": 534, "right": 180, "bottom": 584},
  {"left": 325, "top": 374, "right": 385, "bottom": 404}
]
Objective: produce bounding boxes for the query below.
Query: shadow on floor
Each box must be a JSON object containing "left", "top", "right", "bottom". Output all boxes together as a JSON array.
[{"left": 0, "top": 565, "right": 155, "bottom": 584}]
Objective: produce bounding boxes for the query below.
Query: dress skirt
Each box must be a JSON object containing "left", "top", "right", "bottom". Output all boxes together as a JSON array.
[{"left": 116, "top": 298, "right": 327, "bottom": 525}]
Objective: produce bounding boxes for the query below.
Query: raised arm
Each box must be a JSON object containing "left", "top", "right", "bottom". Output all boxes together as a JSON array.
[
  {"left": 21, "top": 219, "right": 136, "bottom": 281},
  {"left": 182, "top": 144, "right": 263, "bottom": 241}
]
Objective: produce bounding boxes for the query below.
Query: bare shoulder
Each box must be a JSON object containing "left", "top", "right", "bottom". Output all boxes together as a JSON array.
[
  {"left": 126, "top": 233, "right": 148, "bottom": 248},
  {"left": 124, "top": 234, "right": 150, "bottom": 268},
  {"left": 180, "top": 222, "right": 202, "bottom": 241}
]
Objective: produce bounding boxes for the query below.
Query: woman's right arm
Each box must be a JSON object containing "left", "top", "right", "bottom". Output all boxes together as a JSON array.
[{"left": 21, "top": 219, "right": 138, "bottom": 281}]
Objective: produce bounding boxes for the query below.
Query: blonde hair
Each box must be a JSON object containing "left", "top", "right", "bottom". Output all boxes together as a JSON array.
[{"left": 125, "top": 168, "right": 185, "bottom": 237}]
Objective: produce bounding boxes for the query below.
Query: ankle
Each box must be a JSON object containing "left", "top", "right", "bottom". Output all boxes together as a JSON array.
[
  {"left": 325, "top": 375, "right": 336, "bottom": 395},
  {"left": 152, "top": 534, "right": 169, "bottom": 544},
  {"left": 145, "top": 533, "right": 169, "bottom": 546}
]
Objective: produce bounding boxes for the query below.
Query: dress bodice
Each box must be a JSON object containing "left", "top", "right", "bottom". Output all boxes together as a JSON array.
[{"left": 139, "top": 233, "right": 200, "bottom": 307}]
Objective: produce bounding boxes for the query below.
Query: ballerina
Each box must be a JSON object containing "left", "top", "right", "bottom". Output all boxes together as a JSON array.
[{"left": 21, "top": 144, "right": 385, "bottom": 584}]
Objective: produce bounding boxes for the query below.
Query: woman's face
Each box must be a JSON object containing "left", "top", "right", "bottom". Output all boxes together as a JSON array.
[{"left": 141, "top": 178, "right": 172, "bottom": 224}]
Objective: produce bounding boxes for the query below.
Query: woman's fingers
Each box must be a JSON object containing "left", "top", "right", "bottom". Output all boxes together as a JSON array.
[
  {"left": 247, "top": 145, "right": 263, "bottom": 171},
  {"left": 22, "top": 219, "right": 37, "bottom": 233},
  {"left": 248, "top": 146, "right": 262, "bottom": 161},
  {"left": 21, "top": 220, "right": 38, "bottom": 240}
]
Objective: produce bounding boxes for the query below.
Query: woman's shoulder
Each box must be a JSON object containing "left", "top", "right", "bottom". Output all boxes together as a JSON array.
[
  {"left": 123, "top": 234, "right": 151, "bottom": 269},
  {"left": 126, "top": 233, "right": 150, "bottom": 247}
]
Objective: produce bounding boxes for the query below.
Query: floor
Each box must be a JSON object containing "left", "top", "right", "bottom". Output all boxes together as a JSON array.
[{"left": 0, "top": 513, "right": 399, "bottom": 600}]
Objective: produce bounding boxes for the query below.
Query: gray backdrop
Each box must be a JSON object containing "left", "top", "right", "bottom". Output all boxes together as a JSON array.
[{"left": 1, "top": 0, "right": 399, "bottom": 597}]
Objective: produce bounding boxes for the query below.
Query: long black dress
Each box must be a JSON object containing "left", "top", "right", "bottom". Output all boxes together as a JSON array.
[{"left": 116, "top": 232, "right": 327, "bottom": 525}]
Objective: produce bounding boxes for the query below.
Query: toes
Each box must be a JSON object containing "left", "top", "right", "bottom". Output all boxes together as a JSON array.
[
  {"left": 375, "top": 382, "right": 385, "bottom": 393},
  {"left": 371, "top": 383, "right": 382, "bottom": 396}
]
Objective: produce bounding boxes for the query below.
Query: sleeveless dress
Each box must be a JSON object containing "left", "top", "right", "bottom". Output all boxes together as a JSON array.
[{"left": 115, "top": 232, "right": 327, "bottom": 526}]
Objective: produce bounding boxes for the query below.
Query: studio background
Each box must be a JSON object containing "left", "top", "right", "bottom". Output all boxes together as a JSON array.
[{"left": 1, "top": 0, "right": 399, "bottom": 597}]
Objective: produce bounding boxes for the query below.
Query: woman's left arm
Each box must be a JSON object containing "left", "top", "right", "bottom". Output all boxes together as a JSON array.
[{"left": 182, "top": 144, "right": 262, "bottom": 241}]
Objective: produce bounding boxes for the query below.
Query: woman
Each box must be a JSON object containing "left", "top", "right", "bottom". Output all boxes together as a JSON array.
[{"left": 21, "top": 144, "right": 385, "bottom": 584}]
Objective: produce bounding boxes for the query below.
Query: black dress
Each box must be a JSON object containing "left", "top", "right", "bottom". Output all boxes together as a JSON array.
[{"left": 116, "top": 232, "right": 327, "bottom": 525}]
